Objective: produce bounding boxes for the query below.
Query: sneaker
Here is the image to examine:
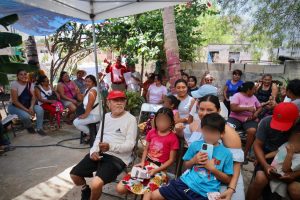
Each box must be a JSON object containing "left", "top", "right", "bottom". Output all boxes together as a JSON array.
[
  {"left": 27, "top": 127, "right": 36, "bottom": 134},
  {"left": 36, "top": 129, "right": 47, "bottom": 136},
  {"left": 81, "top": 185, "right": 91, "bottom": 200}
]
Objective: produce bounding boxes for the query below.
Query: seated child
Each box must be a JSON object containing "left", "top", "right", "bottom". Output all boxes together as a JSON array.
[
  {"left": 147, "top": 113, "right": 233, "bottom": 200},
  {"left": 116, "top": 107, "right": 179, "bottom": 195},
  {"left": 139, "top": 95, "right": 180, "bottom": 135},
  {"left": 269, "top": 121, "right": 300, "bottom": 198},
  {"left": 163, "top": 95, "right": 180, "bottom": 124}
]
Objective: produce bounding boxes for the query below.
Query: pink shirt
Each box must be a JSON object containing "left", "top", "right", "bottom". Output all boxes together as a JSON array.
[
  {"left": 146, "top": 129, "right": 179, "bottom": 163},
  {"left": 148, "top": 84, "right": 167, "bottom": 104},
  {"left": 229, "top": 92, "right": 261, "bottom": 122},
  {"left": 62, "top": 81, "right": 76, "bottom": 99}
]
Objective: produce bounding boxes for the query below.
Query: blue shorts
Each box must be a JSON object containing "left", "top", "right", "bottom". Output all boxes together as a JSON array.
[{"left": 159, "top": 179, "right": 208, "bottom": 200}]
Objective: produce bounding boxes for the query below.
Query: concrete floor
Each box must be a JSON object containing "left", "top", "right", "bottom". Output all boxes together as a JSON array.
[{"left": 0, "top": 121, "right": 254, "bottom": 200}]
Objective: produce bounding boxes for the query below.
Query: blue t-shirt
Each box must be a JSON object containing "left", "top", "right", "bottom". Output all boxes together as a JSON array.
[
  {"left": 180, "top": 140, "right": 233, "bottom": 197},
  {"left": 226, "top": 80, "right": 243, "bottom": 97}
]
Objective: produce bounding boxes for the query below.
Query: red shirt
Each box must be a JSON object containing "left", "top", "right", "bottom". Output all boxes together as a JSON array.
[
  {"left": 146, "top": 129, "right": 179, "bottom": 163},
  {"left": 106, "top": 63, "right": 127, "bottom": 84}
]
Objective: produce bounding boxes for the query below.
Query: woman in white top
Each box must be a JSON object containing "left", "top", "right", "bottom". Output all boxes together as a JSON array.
[
  {"left": 34, "top": 75, "right": 63, "bottom": 129},
  {"left": 146, "top": 74, "right": 167, "bottom": 104},
  {"left": 73, "top": 75, "right": 100, "bottom": 142},
  {"left": 175, "top": 79, "right": 195, "bottom": 139}
]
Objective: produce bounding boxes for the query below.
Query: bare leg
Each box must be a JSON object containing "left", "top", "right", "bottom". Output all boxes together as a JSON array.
[
  {"left": 244, "top": 128, "right": 256, "bottom": 158},
  {"left": 246, "top": 171, "right": 268, "bottom": 200},
  {"left": 115, "top": 181, "right": 128, "bottom": 195},
  {"left": 70, "top": 174, "right": 86, "bottom": 186},
  {"left": 66, "top": 103, "right": 77, "bottom": 124},
  {"left": 143, "top": 191, "right": 151, "bottom": 200},
  {"left": 148, "top": 190, "right": 165, "bottom": 200},
  {"left": 90, "top": 176, "right": 104, "bottom": 200},
  {"left": 288, "top": 181, "right": 300, "bottom": 200}
]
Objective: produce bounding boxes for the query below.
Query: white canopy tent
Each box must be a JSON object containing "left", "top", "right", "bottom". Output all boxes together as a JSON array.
[
  {"left": 17, "top": 0, "right": 188, "bottom": 85},
  {"left": 16, "top": 0, "right": 188, "bottom": 141},
  {"left": 17, "top": 0, "right": 188, "bottom": 21}
]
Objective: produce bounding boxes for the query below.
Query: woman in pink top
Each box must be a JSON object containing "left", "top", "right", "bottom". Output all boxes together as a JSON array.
[
  {"left": 146, "top": 74, "right": 168, "bottom": 104},
  {"left": 228, "top": 81, "right": 262, "bottom": 163},
  {"left": 116, "top": 107, "right": 179, "bottom": 196},
  {"left": 57, "top": 71, "right": 80, "bottom": 124}
]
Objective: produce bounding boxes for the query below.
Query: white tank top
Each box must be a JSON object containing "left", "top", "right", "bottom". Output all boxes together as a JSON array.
[
  {"left": 83, "top": 87, "right": 100, "bottom": 116},
  {"left": 37, "top": 85, "right": 53, "bottom": 105}
]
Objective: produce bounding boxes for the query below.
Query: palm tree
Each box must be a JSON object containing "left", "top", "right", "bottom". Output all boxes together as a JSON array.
[
  {"left": 25, "top": 36, "right": 40, "bottom": 66},
  {"left": 162, "top": 6, "right": 181, "bottom": 92}
]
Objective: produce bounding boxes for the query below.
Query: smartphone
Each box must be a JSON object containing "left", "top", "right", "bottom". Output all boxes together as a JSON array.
[
  {"left": 270, "top": 170, "right": 282, "bottom": 178},
  {"left": 201, "top": 143, "right": 214, "bottom": 160}
]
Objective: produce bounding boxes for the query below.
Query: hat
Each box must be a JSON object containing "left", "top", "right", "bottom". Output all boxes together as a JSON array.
[
  {"left": 76, "top": 69, "right": 87, "bottom": 76},
  {"left": 107, "top": 90, "right": 126, "bottom": 100},
  {"left": 271, "top": 102, "right": 299, "bottom": 131},
  {"left": 191, "top": 84, "right": 218, "bottom": 99}
]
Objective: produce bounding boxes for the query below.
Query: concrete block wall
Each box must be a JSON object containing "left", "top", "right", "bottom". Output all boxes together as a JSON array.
[{"left": 180, "top": 61, "right": 299, "bottom": 100}]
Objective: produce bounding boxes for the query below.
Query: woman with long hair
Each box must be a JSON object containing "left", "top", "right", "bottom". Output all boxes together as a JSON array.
[
  {"left": 7, "top": 69, "right": 45, "bottom": 135},
  {"left": 73, "top": 75, "right": 100, "bottom": 143},
  {"left": 35, "top": 75, "right": 63, "bottom": 129},
  {"left": 56, "top": 71, "right": 80, "bottom": 124}
]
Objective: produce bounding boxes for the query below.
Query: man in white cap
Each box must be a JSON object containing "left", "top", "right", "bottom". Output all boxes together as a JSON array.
[{"left": 74, "top": 69, "right": 87, "bottom": 94}]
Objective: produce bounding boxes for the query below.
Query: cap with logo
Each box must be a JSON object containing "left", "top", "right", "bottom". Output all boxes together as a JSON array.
[{"left": 270, "top": 102, "right": 299, "bottom": 131}]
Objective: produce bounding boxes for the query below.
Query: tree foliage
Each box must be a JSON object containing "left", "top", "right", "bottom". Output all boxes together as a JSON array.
[
  {"left": 95, "top": 0, "right": 213, "bottom": 62},
  {"left": 45, "top": 22, "right": 93, "bottom": 84},
  {"left": 220, "top": 0, "right": 300, "bottom": 50}
]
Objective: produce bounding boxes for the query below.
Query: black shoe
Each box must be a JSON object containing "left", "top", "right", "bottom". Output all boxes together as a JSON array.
[
  {"left": 27, "top": 127, "right": 36, "bottom": 134},
  {"left": 3, "top": 145, "right": 16, "bottom": 152},
  {"left": 36, "top": 129, "right": 46, "bottom": 136},
  {"left": 81, "top": 185, "right": 91, "bottom": 200}
]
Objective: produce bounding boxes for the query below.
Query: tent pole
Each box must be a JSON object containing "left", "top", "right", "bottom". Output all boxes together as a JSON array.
[{"left": 90, "top": 4, "right": 105, "bottom": 144}]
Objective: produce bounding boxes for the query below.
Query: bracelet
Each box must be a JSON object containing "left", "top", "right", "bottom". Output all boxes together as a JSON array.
[{"left": 227, "top": 186, "right": 236, "bottom": 193}]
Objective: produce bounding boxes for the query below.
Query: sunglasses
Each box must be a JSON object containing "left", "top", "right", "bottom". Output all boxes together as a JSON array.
[{"left": 205, "top": 79, "right": 213, "bottom": 82}]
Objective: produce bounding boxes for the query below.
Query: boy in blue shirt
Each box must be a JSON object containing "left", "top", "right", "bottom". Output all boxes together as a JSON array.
[{"left": 147, "top": 113, "right": 233, "bottom": 200}]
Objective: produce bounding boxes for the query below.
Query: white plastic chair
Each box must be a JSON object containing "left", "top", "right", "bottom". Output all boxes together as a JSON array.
[
  {"left": 220, "top": 102, "right": 229, "bottom": 120},
  {"left": 137, "top": 103, "right": 163, "bottom": 124}
]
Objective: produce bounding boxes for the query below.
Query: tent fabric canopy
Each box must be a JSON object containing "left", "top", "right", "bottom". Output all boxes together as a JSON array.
[
  {"left": 16, "top": 0, "right": 188, "bottom": 21},
  {"left": 0, "top": 0, "right": 91, "bottom": 36}
]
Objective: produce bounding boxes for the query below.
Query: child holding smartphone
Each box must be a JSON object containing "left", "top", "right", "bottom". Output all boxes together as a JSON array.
[
  {"left": 146, "top": 113, "right": 233, "bottom": 200},
  {"left": 269, "top": 121, "right": 300, "bottom": 198}
]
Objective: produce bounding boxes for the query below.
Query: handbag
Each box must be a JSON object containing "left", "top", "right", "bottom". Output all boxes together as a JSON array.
[
  {"left": 35, "top": 86, "right": 57, "bottom": 100},
  {"left": 75, "top": 89, "right": 99, "bottom": 116}
]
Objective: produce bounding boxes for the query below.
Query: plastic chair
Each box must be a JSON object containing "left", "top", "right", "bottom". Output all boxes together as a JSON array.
[
  {"left": 220, "top": 102, "right": 229, "bottom": 120},
  {"left": 137, "top": 103, "right": 163, "bottom": 124}
]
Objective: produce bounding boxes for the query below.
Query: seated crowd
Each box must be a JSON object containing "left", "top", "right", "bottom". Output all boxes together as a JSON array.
[
  {"left": 67, "top": 63, "right": 300, "bottom": 200},
  {"left": 3, "top": 57, "right": 300, "bottom": 200}
]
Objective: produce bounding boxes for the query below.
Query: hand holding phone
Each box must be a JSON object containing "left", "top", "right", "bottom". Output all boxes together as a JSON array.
[
  {"left": 270, "top": 169, "right": 282, "bottom": 178},
  {"left": 201, "top": 143, "right": 214, "bottom": 160}
]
